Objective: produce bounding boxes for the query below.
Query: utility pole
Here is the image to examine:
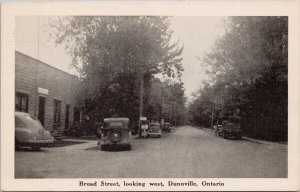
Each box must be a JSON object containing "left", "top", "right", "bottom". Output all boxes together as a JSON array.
[
  {"left": 211, "top": 107, "right": 214, "bottom": 129},
  {"left": 159, "top": 85, "right": 164, "bottom": 125},
  {"left": 138, "top": 70, "right": 144, "bottom": 137}
]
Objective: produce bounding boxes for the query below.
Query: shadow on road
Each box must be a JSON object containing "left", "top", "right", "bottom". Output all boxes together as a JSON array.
[
  {"left": 85, "top": 145, "right": 132, "bottom": 152},
  {"left": 15, "top": 147, "right": 48, "bottom": 152}
]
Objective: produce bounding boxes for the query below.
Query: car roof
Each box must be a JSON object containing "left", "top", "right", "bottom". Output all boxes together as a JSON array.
[
  {"left": 104, "top": 118, "right": 129, "bottom": 123},
  {"left": 149, "top": 123, "right": 160, "bottom": 125},
  {"left": 15, "top": 111, "right": 30, "bottom": 117}
]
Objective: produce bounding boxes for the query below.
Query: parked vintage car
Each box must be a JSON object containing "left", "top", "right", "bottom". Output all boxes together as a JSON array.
[
  {"left": 147, "top": 123, "right": 162, "bottom": 138},
  {"left": 99, "top": 117, "right": 132, "bottom": 150},
  {"left": 162, "top": 122, "right": 172, "bottom": 132},
  {"left": 215, "top": 120, "right": 242, "bottom": 139},
  {"left": 15, "top": 112, "right": 54, "bottom": 150}
]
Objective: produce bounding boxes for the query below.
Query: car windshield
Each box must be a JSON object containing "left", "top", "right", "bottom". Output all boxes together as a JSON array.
[
  {"left": 108, "top": 121, "right": 123, "bottom": 127},
  {"left": 225, "top": 122, "right": 239, "bottom": 129},
  {"left": 149, "top": 124, "right": 160, "bottom": 129}
]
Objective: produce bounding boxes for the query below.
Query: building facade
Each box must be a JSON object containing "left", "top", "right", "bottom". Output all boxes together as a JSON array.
[{"left": 15, "top": 51, "right": 80, "bottom": 131}]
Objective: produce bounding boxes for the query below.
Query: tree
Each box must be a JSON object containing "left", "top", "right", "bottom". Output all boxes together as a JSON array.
[
  {"left": 51, "top": 16, "right": 184, "bottom": 126},
  {"left": 144, "top": 78, "right": 188, "bottom": 125},
  {"left": 189, "top": 17, "right": 287, "bottom": 141}
]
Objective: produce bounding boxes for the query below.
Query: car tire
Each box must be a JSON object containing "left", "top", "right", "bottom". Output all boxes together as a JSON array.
[
  {"left": 127, "top": 145, "right": 131, "bottom": 151},
  {"left": 222, "top": 132, "right": 226, "bottom": 139},
  {"left": 100, "top": 145, "right": 107, "bottom": 151},
  {"left": 236, "top": 135, "right": 242, "bottom": 140}
]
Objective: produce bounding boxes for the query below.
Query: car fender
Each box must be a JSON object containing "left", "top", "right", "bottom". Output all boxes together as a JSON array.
[{"left": 15, "top": 128, "right": 32, "bottom": 142}]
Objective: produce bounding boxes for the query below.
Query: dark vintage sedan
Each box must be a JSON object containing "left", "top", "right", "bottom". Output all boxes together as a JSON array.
[
  {"left": 15, "top": 112, "right": 54, "bottom": 150},
  {"left": 162, "top": 122, "right": 172, "bottom": 132},
  {"left": 215, "top": 121, "right": 242, "bottom": 140},
  {"left": 147, "top": 123, "right": 162, "bottom": 138},
  {"left": 99, "top": 117, "right": 132, "bottom": 151}
]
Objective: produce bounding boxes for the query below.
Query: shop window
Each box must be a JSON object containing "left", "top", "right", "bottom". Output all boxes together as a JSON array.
[
  {"left": 15, "top": 92, "right": 29, "bottom": 112},
  {"left": 53, "top": 99, "right": 61, "bottom": 125}
]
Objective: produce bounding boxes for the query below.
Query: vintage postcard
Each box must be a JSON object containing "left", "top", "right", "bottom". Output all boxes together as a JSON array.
[{"left": 1, "top": 0, "right": 300, "bottom": 191}]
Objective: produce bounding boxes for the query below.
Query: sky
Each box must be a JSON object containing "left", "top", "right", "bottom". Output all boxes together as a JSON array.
[{"left": 15, "top": 16, "right": 226, "bottom": 99}]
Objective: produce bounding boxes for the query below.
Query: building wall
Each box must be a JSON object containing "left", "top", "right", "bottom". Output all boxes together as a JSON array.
[{"left": 15, "top": 51, "right": 79, "bottom": 131}]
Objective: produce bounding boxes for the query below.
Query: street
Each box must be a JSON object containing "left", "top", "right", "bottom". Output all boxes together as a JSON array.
[{"left": 15, "top": 126, "right": 287, "bottom": 178}]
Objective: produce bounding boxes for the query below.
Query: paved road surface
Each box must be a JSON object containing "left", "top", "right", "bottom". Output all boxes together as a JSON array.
[{"left": 15, "top": 126, "right": 287, "bottom": 178}]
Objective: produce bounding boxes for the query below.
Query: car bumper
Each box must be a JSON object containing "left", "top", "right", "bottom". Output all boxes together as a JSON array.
[
  {"left": 18, "top": 139, "right": 54, "bottom": 147},
  {"left": 100, "top": 140, "right": 131, "bottom": 145},
  {"left": 223, "top": 131, "right": 242, "bottom": 136}
]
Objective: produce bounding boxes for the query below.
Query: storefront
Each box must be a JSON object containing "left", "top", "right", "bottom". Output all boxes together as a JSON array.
[{"left": 15, "top": 51, "right": 80, "bottom": 131}]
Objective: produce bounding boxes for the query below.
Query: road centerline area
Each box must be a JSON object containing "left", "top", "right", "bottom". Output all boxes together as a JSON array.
[{"left": 15, "top": 126, "right": 287, "bottom": 178}]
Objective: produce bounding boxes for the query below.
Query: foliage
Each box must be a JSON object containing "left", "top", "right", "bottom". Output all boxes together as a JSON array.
[
  {"left": 144, "top": 78, "right": 188, "bottom": 125},
  {"left": 51, "top": 16, "right": 184, "bottom": 127},
  {"left": 189, "top": 17, "right": 287, "bottom": 141}
]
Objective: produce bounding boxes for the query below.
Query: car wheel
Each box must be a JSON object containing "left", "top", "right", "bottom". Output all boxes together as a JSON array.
[
  {"left": 236, "top": 135, "right": 242, "bottom": 140},
  {"left": 127, "top": 145, "right": 131, "bottom": 151},
  {"left": 100, "top": 145, "right": 106, "bottom": 151},
  {"left": 222, "top": 132, "right": 226, "bottom": 139}
]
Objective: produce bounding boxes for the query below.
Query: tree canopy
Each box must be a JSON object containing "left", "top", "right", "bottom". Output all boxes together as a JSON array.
[
  {"left": 144, "top": 78, "right": 188, "bottom": 125},
  {"left": 189, "top": 17, "right": 288, "bottom": 141},
  {"left": 51, "top": 16, "right": 184, "bottom": 127}
]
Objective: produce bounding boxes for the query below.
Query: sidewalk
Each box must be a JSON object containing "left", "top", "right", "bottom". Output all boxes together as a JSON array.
[{"left": 50, "top": 138, "right": 98, "bottom": 151}]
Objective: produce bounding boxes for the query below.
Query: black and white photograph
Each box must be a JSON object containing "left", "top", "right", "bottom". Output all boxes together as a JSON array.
[{"left": 1, "top": 1, "right": 300, "bottom": 191}]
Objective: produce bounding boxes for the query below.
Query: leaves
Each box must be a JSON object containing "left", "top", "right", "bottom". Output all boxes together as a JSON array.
[
  {"left": 189, "top": 17, "right": 288, "bottom": 141},
  {"left": 144, "top": 78, "right": 187, "bottom": 125},
  {"left": 50, "top": 16, "right": 184, "bottom": 123}
]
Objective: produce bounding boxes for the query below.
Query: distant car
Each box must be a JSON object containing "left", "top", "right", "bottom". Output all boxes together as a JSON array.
[
  {"left": 99, "top": 117, "right": 132, "bottom": 150},
  {"left": 147, "top": 123, "right": 162, "bottom": 138},
  {"left": 162, "top": 122, "right": 172, "bottom": 132},
  {"left": 215, "top": 121, "right": 242, "bottom": 139},
  {"left": 15, "top": 112, "right": 54, "bottom": 150}
]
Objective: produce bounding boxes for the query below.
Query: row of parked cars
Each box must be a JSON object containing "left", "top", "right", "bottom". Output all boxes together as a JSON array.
[
  {"left": 99, "top": 118, "right": 174, "bottom": 151},
  {"left": 140, "top": 122, "right": 173, "bottom": 138},
  {"left": 213, "top": 120, "right": 242, "bottom": 140},
  {"left": 15, "top": 112, "right": 174, "bottom": 151}
]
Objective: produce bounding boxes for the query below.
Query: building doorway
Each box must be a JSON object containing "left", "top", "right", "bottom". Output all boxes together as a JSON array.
[
  {"left": 74, "top": 107, "right": 81, "bottom": 123},
  {"left": 38, "top": 96, "right": 46, "bottom": 126}
]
